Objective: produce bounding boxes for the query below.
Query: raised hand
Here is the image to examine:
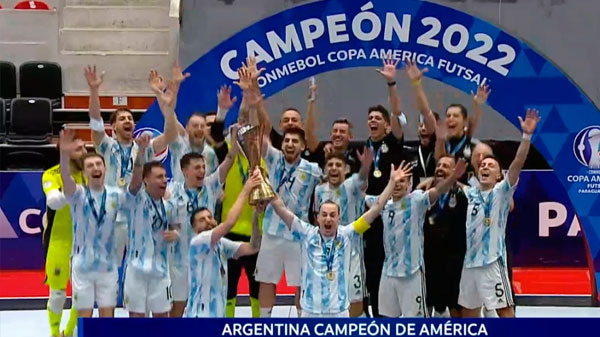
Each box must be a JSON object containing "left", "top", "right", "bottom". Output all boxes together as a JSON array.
[
  {"left": 234, "top": 67, "right": 253, "bottom": 91},
  {"left": 308, "top": 81, "right": 317, "bottom": 101},
  {"left": 244, "top": 167, "right": 263, "bottom": 191},
  {"left": 156, "top": 79, "right": 178, "bottom": 108},
  {"left": 472, "top": 84, "right": 491, "bottom": 106},
  {"left": 172, "top": 61, "right": 191, "bottom": 86},
  {"left": 390, "top": 161, "right": 413, "bottom": 184},
  {"left": 242, "top": 86, "right": 262, "bottom": 107},
  {"left": 244, "top": 57, "right": 265, "bottom": 80},
  {"left": 135, "top": 131, "right": 152, "bottom": 150},
  {"left": 218, "top": 85, "right": 238, "bottom": 110},
  {"left": 404, "top": 59, "right": 428, "bottom": 82},
  {"left": 518, "top": 108, "right": 541, "bottom": 135},
  {"left": 84, "top": 65, "right": 104, "bottom": 89},
  {"left": 453, "top": 158, "right": 468, "bottom": 179},
  {"left": 357, "top": 146, "right": 373, "bottom": 168},
  {"left": 435, "top": 119, "right": 447, "bottom": 140},
  {"left": 148, "top": 69, "right": 166, "bottom": 95},
  {"left": 376, "top": 58, "right": 400, "bottom": 83},
  {"left": 59, "top": 129, "right": 79, "bottom": 154}
]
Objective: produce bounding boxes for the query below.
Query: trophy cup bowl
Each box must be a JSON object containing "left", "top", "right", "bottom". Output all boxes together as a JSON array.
[{"left": 236, "top": 124, "right": 276, "bottom": 205}]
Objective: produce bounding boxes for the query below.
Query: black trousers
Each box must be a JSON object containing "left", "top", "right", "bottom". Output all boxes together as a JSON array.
[
  {"left": 226, "top": 233, "right": 259, "bottom": 299},
  {"left": 362, "top": 216, "right": 385, "bottom": 317}
]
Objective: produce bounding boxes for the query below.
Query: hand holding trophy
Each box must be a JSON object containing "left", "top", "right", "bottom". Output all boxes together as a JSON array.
[{"left": 236, "top": 124, "right": 275, "bottom": 205}]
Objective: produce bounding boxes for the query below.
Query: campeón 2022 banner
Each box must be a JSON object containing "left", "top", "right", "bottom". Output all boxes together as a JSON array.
[{"left": 136, "top": 0, "right": 600, "bottom": 298}]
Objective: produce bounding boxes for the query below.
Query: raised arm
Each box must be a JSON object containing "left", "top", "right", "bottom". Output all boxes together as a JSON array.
[
  {"left": 149, "top": 70, "right": 185, "bottom": 154},
  {"left": 269, "top": 196, "right": 296, "bottom": 230},
  {"left": 356, "top": 146, "right": 373, "bottom": 190},
  {"left": 405, "top": 60, "right": 436, "bottom": 135},
  {"left": 128, "top": 133, "right": 151, "bottom": 195},
  {"left": 234, "top": 205, "right": 265, "bottom": 258},
  {"left": 377, "top": 58, "right": 403, "bottom": 140},
  {"left": 362, "top": 161, "right": 413, "bottom": 224},
  {"left": 84, "top": 65, "right": 106, "bottom": 146},
  {"left": 427, "top": 159, "right": 467, "bottom": 203},
  {"left": 508, "top": 109, "right": 540, "bottom": 186},
  {"left": 467, "top": 84, "right": 490, "bottom": 137},
  {"left": 434, "top": 119, "right": 448, "bottom": 161},
  {"left": 305, "top": 81, "right": 319, "bottom": 152},
  {"left": 58, "top": 130, "right": 79, "bottom": 198},
  {"left": 211, "top": 168, "right": 262, "bottom": 245}
]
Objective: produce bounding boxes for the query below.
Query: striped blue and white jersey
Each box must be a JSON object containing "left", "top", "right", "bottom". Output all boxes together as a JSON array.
[
  {"left": 366, "top": 190, "right": 431, "bottom": 278},
  {"left": 185, "top": 230, "right": 242, "bottom": 317},
  {"left": 169, "top": 134, "right": 219, "bottom": 183},
  {"left": 68, "top": 185, "right": 124, "bottom": 274},
  {"left": 123, "top": 188, "right": 178, "bottom": 278},
  {"left": 463, "top": 178, "right": 517, "bottom": 268},
  {"left": 292, "top": 217, "right": 357, "bottom": 314},
  {"left": 313, "top": 174, "right": 365, "bottom": 258},
  {"left": 263, "top": 145, "right": 322, "bottom": 240},
  {"left": 166, "top": 172, "right": 222, "bottom": 270},
  {"left": 96, "top": 136, "right": 154, "bottom": 188}
]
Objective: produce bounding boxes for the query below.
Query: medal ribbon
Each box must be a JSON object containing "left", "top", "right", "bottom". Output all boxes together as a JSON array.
[
  {"left": 477, "top": 189, "right": 494, "bottom": 223},
  {"left": 445, "top": 135, "right": 467, "bottom": 156},
  {"left": 86, "top": 187, "right": 106, "bottom": 226},
  {"left": 117, "top": 142, "right": 133, "bottom": 180},
  {"left": 277, "top": 157, "right": 297, "bottom": 191},
  {"left": 367, "top": 138, "right": 383, "bottom": 172},
  {"left": 418, "top": 145, "right": 433, "bottom": 175},
  {"left": 151, "top": 197, "right": 167, "bottom": 230},
  {"left": 185, "top": 188, "right": 203, "bottom": 213},
  {"left": 321, "top": 234, "right": 337, "bottom": 275}
]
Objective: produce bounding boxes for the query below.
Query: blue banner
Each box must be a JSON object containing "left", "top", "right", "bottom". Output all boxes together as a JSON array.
[
  {"left": 78, "top": 318, "right": 600, "bottom": 337},
  {"left": 136, "top": 0, "right": 600, "bottom": 297}
]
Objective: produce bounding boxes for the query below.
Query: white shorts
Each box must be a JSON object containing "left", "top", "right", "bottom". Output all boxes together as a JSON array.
[
  {"left": 124, "top": 266, "right": 172, "bottom": 314},
  {"left": 301, "top": 310, "right": 349, "bottom": 318},
  {"left": 72, "top": 269, "right": 118, "bottom": 310},
  {"left": 378, "top": 268, "right": 428, "bottom": 317},
  {"left": 255, "top": 234, "right": 301, "bottom": 287},
  {"left": 170, "top": 265, "right": 189, "bottom": 302},
  {"left": 458, "top": 259, "right": 514, "bottom": 310},
  {"left": 349, "top": 253, "right": 366, "bottom": 303}
]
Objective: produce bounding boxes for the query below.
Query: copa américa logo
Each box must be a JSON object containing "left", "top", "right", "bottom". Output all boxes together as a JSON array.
[
  {"left": 134, "top": 127, "right": 168, "bottom": 163},
  {"left": 573, "top": 126, "right": 600, "bottom": 169}
]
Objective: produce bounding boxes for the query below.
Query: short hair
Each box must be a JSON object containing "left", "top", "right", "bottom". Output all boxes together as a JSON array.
[
  {"left": 446, "top": 103, "right": 468, "bottom": 119},
  {"left": 318, "top": 200, "right": 341, "bottom": 214},
  {"left": 205, "top": 111, "right": 217, "bottom": 117},
  {"left": 283, "top": 127, "right": 306, "bottom": 143},
  {"left": 438, "top": 154, "right": 457, "bottom": 165},
  {"left": 325, "top": 152, "right": 347, "bottom": 165},
  {"left": 190, "top": 207, "right": 211, "bottom": 227},
  {"left": 180, "top": 152, "right": 204, "bottom": 170},
  {"left": 80, "top": 152, "right": 104, "bottom": 166},
  {"left": 109, "top": 108, "right": 133, "bottom": 125},
  {"left": 142, "top": 161, "right": 165, "bottom": 179},
  {"left": 281, "top": 107, "right": 301, "bottom": 116},
  {"left": 331, "top": 118, "right": 353, "bottom": 129},
  {"left": 367, "top": 105, "right": 390, "bottom": 123},
  {"left": 186, "top": 112, "right": 206, "bottom": 125}
]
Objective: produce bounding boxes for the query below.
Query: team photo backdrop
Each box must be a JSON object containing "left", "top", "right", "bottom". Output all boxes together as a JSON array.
[{"left": 0, "top": 0, "right": 599, "bottom": 316}]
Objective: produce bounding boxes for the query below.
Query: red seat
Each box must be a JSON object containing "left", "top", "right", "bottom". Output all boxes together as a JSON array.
[{"left": 13, "top": 1, "right": 50, "bottom": 10}]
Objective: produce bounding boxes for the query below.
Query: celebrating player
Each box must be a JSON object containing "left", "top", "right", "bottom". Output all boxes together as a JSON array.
[
  {"left": 366, "top": 159, "right": 466, "bottom": 317},
  {"left": 184, "top": 169, "right": 264, "bottom": 317},
  {"left": 58, "top": 130, "right": 123, "bottom": 318},
  {"left": 121, "top": 137, "right": 180, "bottom": 317},
  {"left": 459, "top": 109, "right": 540, "bottom": 318},
  {"left": 42, "top": 133, "right": 86, "bottom": 337},
  {"left": 166, "top": 143, "right": 238, "bottom": 317},
  {"left": 312, "top": 148, "right": 372, "bottom": 316},
  {"left": 268, "top": 163, "right": 407, "bottom": 317},
  {"left": 256, "top": 127, "right": 323, "bottom": 318}
]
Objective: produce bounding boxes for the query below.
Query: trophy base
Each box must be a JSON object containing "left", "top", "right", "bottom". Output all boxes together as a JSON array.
[{"left": 248, "top": 182, "right": 275, "bottom": 206}]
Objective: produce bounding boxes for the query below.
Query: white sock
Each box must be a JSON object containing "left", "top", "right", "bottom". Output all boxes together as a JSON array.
[
  {"left": 260, "top": 307, "right": 272, "bottom": 318},
  {"left": 357, "top": 312, "right": 367, "bottom": 317}
]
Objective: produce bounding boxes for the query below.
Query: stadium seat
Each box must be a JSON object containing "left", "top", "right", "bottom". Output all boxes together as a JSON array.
[
  {"left": 7, "top": 98, "right": 52, "bottom": 145},
  {"left": 13, "top": 1, "right": 50, "bottom": 10},
  {"left": 19, "top": 61, "right": 62, "bottom": 108},
  {"left": 0, "top": 61, "right": 17, "bottom": 99},
  {"left": 4, "top": 150, "right": 47, "bottom": 170}
]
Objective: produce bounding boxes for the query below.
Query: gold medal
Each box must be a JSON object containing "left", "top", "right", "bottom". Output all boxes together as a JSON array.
[
  {"left": 484, "top": 217, "right": 492, "bottom": 226},
  {"left": 118, "top": 177, "right": 126, "bottom": 187},
  {"left": 428, "top": 216, "right": 435, "bottom": 225},
  {"left": 373, "top": 169, "right": 382, "bottom": 178},
  {"left": 326, "top": 271, "right": 336, "bottom": 281}
]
